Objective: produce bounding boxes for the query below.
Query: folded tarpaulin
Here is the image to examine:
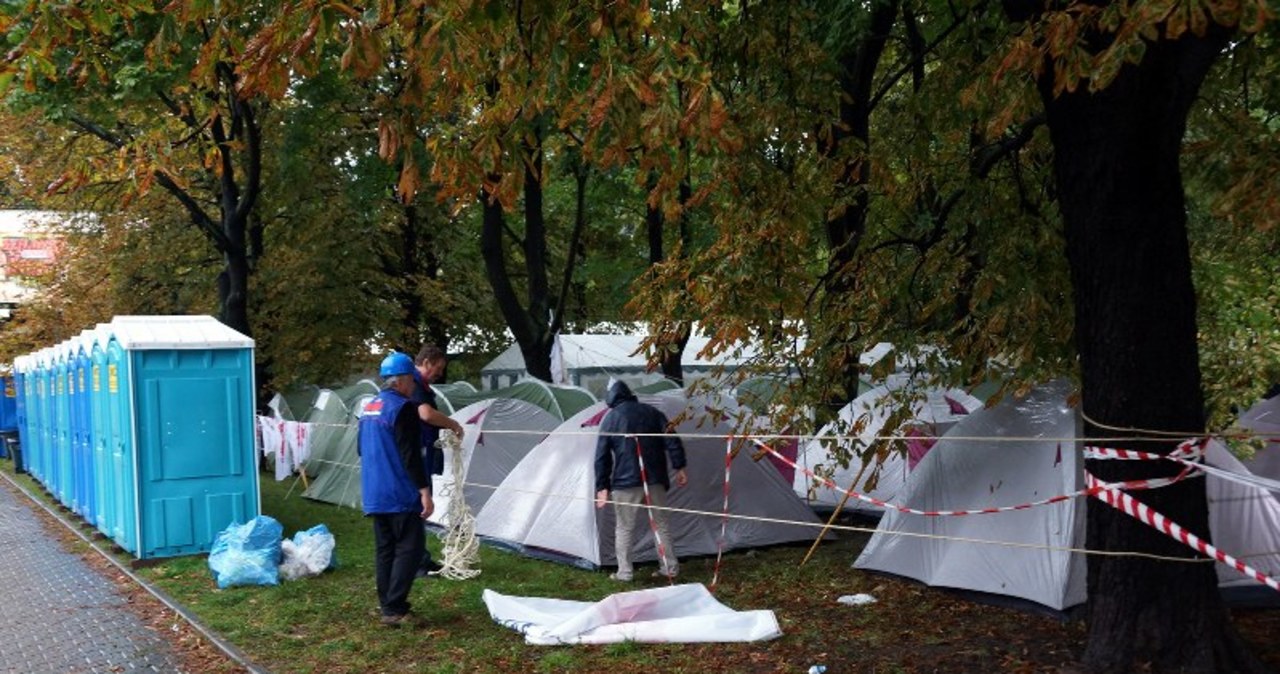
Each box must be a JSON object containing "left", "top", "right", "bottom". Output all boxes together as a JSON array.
[{"left": 482, "top": 583, "right": 782, "bottom": 645}]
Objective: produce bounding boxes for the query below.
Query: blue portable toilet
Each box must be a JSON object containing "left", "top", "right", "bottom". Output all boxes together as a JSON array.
[
  {"left": 107, "top": 315, "right": 260, "bottom": 559},
  {"left": 105, "top": 331, "right": 132, "bottom": 549},
  {"left": 28, "top": 350, "right": 46, "bottom": 484},
  {"left": 66, "top": 339, "right": 84, "bottom": 516},
  {"left": 90, "top": 325, "right": 114, "bottom": 537},
  {"left": 0, "top": 369, "right": 16, "bottom": 458},
  {"left": 54, "top": 340, "right": 74, "bottom": 507},
  {"left": 11, "top": 355, "right": 29, "bottom": 473},
  {"left": 12, "top": 355, "right": 31, "bottom": 472},
  {"left": 37, "top": 347, "right": 56, "bottom": 489},
  {"left": 39, "top": 347, "right": 57, "bottom": 488},
  {"left": 73, "top": 330, "right": 96, "bottom": 525}
]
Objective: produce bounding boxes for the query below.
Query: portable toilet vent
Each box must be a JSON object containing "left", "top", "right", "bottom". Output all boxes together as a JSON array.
[{"left": 106, "top": 315, "right": 260, "bottom": 559}]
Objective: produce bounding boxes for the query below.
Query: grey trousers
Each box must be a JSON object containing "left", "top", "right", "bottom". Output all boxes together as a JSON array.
[{"left": 613, "top": 485, "right": 678, "bottom": 579}]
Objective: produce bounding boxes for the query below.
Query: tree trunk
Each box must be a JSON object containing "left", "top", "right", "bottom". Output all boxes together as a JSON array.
[
  {"left": 1039, "top": 30, "right": 1266, "bottom": 674},
  {"left": 219, "top": 236, "right": 251, "bottom": 337},
  {"left": 819, "top": 0, "right": 898, "bottom": 404},
  {"left": 479, "top": 142, "right": 555, "bottom": 384},
  {"left": 645, "top": 169, "right": 692, "bottom": 385}
]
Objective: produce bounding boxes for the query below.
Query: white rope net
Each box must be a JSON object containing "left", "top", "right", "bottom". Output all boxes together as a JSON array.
[{"left": 434, "top": 429, "right": 481, "bottom": 580}]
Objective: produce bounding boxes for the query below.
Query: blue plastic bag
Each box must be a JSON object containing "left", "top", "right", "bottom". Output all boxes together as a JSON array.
[{"left": 207, "top": 515, "right": 284, "bottom": 589}]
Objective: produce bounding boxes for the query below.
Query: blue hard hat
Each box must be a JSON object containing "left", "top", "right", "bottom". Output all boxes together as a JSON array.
[{"left": 379, "top": 352, "right": 414, "bottom": 378}]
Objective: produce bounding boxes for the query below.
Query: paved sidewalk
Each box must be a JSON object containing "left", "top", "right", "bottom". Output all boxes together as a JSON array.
[{"left": 0, "top": 479, "right": 191, "bottom": 673}]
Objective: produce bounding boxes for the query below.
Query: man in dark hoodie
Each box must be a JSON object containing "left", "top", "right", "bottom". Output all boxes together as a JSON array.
[{"left": 593, "top": 380, "right": 688, "bottom": 581}]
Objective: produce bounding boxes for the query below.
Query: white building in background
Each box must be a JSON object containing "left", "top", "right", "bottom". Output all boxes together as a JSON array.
[
  {"left": 0, "top": 210, "right": 66, "bottom": 317},
  {"left": 481, "top": 332, "right": 780, "bottom": 397},
  {"left": 476, "top": 329, "right": 803, "bottom": 399}
]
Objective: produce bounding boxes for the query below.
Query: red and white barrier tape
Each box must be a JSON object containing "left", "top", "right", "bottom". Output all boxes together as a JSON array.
[
  {"left": 753, "top": 440, "right": 1196, "bottom": 517},
  {"left": 1086, "top": 472, "right": 1280, "bottom": 593},
  {"left": 709, "top": 437, "right": 734, "bottom": 593},
  {"left": 1086, "top": 439, "right": 1280, "bottom": 495},
  {"left": 631, "top": 436, "right": 674, "bottom": 585}
]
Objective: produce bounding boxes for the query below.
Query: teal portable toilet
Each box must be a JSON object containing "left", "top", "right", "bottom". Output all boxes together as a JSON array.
[
  {"left": 105, "top": 332, "right": 133, "bottom": 549},
  {"left": 54, "top": 340, "right": 74, "bottom": 508},
  {"left": 29, "top": 349, "right": 48, "bottom": 484},
  {"left": 37, "top": 347, "right": 56, "bottom": 490},
  {"left": 67, "top": 339, "right": 84, "bottom": 516},
  {"left": 39, "top": 347, "right": 56, "bottom": 488},
  {"left": 73, "top": 330, "right": 96, "bottom": 524},
  {"left": 108, "top": 315, "right": 260, "bottom": 559},
  {"left": 90, "top": 325, "right": 113, "bottom": 537}
]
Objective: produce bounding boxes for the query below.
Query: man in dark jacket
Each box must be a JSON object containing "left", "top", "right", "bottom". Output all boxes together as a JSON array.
[
  {"left": 358, "top": 352, "right": 433, "bottom": 627},
  {"left": 594, "top": 380, "right": 688, "bottom": 581},
  {"left": 410, "top": 344, "right": 463, "bottom": 577}
]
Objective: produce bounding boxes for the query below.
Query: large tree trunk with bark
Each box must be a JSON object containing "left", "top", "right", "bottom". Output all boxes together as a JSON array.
[
  {"left": 819, "top": 0, "right": 898, "bottom": 405},
  {"left": 218, "top": 239, "right": 251, "bottom": 337},
  {"left": 1039, "top": 29, "right": 1265, "bottom": 674},
  {"left": 645, "top": 169, "right": 692, "bottom": 385}
]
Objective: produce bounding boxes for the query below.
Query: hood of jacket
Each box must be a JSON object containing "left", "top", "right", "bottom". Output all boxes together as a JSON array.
[{"left": 605, "top": 380, "right": 637, "bottom": 408}]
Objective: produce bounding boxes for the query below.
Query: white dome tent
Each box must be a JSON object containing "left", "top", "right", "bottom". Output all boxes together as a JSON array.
[
  {"left": 428, "top": 398, "right": 561, "bottom": 527},
  {"left": 793, "top": 383, "right": 983, "bottom": 514},
  {"left": 854, "top": 381, "right": 1280, "bottom": 612},
  {"left": 474, "top": 392, "right": 827, "bottom": 569}
]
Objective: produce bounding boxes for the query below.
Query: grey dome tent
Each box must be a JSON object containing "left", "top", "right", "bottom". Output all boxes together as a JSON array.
[
  {"left": 300, "top": 390, "right": 370, "bottom": 509},
  {"left": 432, "top": 379, "right": 595, "bottom": 420},
  {"left": 793, "top": 383, "right": 983, "bottom": 514},
  {"left": 302, "top": 395, "right": 559, "bottom": 513},
  {"left": 854, "top": 381, "right": 1280, "bottom": 612},
  {"left": 428, "top": 397, "right": 561, "bottom": 527},
  {"left": 473, "top": 392, "right": 828, "bottom": 569},
  {"left": 1237, "top": 395, "right": 1280, "bottom": 487}
]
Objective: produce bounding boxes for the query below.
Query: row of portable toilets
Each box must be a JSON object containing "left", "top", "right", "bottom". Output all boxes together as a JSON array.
[{"left": 5, "top": 315, "right": 261, "bottom": 560}]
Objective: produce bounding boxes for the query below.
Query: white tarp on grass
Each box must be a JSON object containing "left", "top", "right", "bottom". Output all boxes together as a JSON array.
[{"left": 482, "top": 583, "right": 782, "bottom": 645}]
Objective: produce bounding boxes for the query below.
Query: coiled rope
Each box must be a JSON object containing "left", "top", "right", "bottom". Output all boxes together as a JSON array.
[{"left": 434, "top": 429, "right": 481, "bottom": 580}]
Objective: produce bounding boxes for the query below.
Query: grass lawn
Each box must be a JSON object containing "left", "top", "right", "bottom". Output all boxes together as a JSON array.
[{"left": 7, "top": 466, "right": 1280, "bottom": 673}]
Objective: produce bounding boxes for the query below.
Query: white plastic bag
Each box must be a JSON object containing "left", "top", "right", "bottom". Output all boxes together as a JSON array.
[{"left": 279, "top": 524, "right": 336, "bottom": 581}]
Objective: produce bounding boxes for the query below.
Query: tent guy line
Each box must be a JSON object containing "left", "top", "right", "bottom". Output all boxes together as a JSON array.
[
  {"left": 281, "top": 444, "right": 1280, "bottom": 563},
  {"left": 258, "top": 415, "right": 1280, "bottom": 446},
  {"left": 283, "top": 466, "right": 1278, "bottom": 564}
]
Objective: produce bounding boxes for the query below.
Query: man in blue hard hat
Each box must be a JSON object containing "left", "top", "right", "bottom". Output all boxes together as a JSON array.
[
  {"left": 409, "top": 344, "right": 464, "bottom": 577},
  {"left": 358, "top": 351, "right": 434, "bottom": 627}
]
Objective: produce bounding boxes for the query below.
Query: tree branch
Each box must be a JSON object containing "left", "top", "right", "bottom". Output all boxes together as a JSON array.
[{"left": 67, "top": 112, "right": 227, "bottom": 248}]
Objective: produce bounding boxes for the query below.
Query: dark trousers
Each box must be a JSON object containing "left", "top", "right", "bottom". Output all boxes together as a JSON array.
[{"left": 372, "top": 512, "right": 424, "bottom": 616}]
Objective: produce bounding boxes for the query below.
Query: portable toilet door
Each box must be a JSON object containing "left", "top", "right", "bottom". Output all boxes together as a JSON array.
[
  {"left": 1, "top": 371, "right": 17, "bottom": 439},
  {"left": 13, "top": 355, "right": 30, "bottom": 470},
  {"left": 110, "top": 315, "right": 261, "bottom": 559},
  {"left": 42, "top": 347, "right": 58, "bottom": 490},
  {"left": 30, "top": 350, "right": 48, "bottom": 485},
  {"left": 50, "top": 347, "right": 67, "bottom": 501},
  {"left": 74, "top": 332, "right": 96, "bottom": 525},
  {"left": 67, "top": 341, "right": 84, "bottom": 517},
  {"left": 37, "top": 348, "right": 56, "bottom": 488},
  {"left": 91, "top": 327, "right": 114, "bottom": 538},
  {"left": 56, "top": 342, "right": 75, "bottom": 508},
  {"left": 1, "top": 371, "right": 16, "bottom": 460},
  {"left": 105, "top": 332, "right": 139, "bottom": 553}
]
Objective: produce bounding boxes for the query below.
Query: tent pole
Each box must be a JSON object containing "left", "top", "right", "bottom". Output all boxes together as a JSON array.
[{"left": 800, "top": 454, "right": 873, "bottom": 566}]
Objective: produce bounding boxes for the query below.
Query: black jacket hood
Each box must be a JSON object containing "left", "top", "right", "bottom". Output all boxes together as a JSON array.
[{"left": 605, "top": 380, "right": 637, "bottom": 408}]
